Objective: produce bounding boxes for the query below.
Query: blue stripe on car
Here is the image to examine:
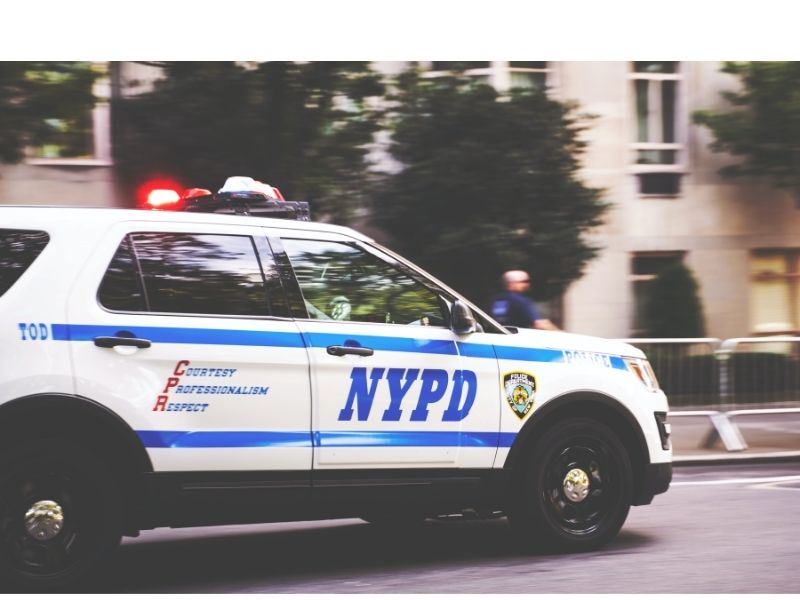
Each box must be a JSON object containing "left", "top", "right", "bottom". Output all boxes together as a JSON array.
[
  {"left": 51, "top": 323, "right": 627, "bottom": 369},
  {"left": 137, "top": 430, "right": 517, "bottom": 449},
  {"left": 137, "top": 430, "right": 312, "bottom": 448},
  {"left": 52, "top": 324, "right": 305, "bottom": 347}
]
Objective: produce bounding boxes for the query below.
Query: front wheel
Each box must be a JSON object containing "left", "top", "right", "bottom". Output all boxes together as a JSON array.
[
  {"left": 0, "top": 439, "right": 123, "bottom": 591},
  {"left": 507, "top": 418, "right": 633, "bottom": 553}
]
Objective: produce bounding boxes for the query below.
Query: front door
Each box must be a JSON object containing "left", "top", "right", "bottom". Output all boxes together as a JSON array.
[{"left": 280, "top": 234, "right": 500, "bottom": 471}]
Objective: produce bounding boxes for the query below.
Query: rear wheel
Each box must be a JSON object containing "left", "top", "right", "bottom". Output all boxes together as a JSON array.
[
  {"left": 0, "top": 440, "right": 122, "bottom": 591},
  {"left": 508, "top": 418, "right": 633, "bottom": 552}
]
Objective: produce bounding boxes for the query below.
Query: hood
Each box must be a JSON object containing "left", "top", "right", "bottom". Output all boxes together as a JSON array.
[{"left": 499, "top": 328, "right": 646, "bottom": 360}]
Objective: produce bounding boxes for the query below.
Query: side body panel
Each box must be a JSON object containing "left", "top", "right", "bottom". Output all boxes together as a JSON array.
[{"left": 0, "top": 214, "right": 87, "bottom": 407}]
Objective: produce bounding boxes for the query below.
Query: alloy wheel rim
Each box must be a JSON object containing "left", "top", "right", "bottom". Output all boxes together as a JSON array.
[
  {"left": 541, "top": 439, "right": 618, "bottom": 535},
  {"left": 0, "top": 463, "right": 93, "bottom": 577}
]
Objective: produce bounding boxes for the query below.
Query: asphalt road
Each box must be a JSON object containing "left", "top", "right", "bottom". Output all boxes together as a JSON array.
[{"left": 105, "top": 461, "right": 800, "bottom": 594}]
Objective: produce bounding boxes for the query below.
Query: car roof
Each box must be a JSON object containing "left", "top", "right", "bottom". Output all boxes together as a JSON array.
[{"left": 0, "top": 205, "right": 373, "bottom": 242}]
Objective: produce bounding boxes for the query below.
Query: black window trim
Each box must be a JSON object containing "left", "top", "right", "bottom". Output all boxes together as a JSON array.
[
  {"left": 127, "top": 234, "right": 150, "bottom": 310},
  {"left": 266, "top": 235, "right": 310, "bottom": 320},
  {"left": 251, "top": 233, "right": 293, "bottom": 319}
]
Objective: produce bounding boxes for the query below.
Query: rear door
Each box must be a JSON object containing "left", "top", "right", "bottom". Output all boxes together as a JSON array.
[{"left": 66, "top": 220, "right": 312, "bottom": 475}]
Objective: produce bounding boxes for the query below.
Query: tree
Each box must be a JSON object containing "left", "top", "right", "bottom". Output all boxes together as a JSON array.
[
  {"left": 694, "top": 62, "right": 800, "bottom": 199},
  {"left": 373, "top": 68, "right": 607, "bottom": 307},
  {"left": 642, "top": 263, "right": 705, "bottom": 338},
  {"left": 0, "top": 62, "right": 98, "bottom": 163},
  {"left": 113, "top": 62, "right": 384, "bottom": 220}
]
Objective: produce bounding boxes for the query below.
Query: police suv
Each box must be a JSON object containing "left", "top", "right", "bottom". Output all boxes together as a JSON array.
[{"left": 0, "top": 178, "right": 671, "bottom": 590}]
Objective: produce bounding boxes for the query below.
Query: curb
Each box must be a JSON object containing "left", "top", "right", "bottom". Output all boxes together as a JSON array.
[{"left": 673, "top": 450, "right": 800, "bottom": 466}]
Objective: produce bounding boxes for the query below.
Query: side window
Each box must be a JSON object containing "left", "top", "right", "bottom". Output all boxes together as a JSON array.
[
  {"left": 283, "top": 238, "right": 446, "bottom": 327},
  {"left": 98, "top": 236, "right": 146, "bottom": 312},
  {"left": 0, "top": 229, "right": 50, "bottom": 297},
  {"left": 98, "top": 232, "right": 287, "bottom": 317}
]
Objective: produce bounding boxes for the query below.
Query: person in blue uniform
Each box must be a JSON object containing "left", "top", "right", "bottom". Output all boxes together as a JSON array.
[{"left": 490, "top": 270, "right": 559, "bottom": 330}]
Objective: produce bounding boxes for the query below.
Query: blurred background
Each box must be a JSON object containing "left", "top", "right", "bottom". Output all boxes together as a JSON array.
[{"left": 2, "top": 60, "right": 800, "bottom": 345}]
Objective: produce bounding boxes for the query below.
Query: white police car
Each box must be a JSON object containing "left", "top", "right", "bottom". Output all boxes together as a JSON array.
[{"left": 0, "top": 178, "right": 671, "bottom": 590}]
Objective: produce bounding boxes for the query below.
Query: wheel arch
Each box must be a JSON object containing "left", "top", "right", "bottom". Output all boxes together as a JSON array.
[
  {"left": 0, "top": 393, "right": 153, "bottom": 475},
  {"left": 504, "top": 391, "right": 652, "bottom": 505}
]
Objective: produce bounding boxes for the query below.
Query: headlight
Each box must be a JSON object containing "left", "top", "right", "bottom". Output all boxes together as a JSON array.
[{"left": 624, "top": 357, "right": 660, "bottom": 392}]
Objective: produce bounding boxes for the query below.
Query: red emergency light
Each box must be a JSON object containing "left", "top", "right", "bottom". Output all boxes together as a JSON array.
[
  {"left": 137, "top": 178, "right": 184, "bottom": 209},
  {"left": 146, "top": 189, "right": 181, "bottom": 208}
]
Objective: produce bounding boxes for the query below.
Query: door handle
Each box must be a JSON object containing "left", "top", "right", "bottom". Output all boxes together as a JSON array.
[
  {"left": 326, "top": 345, "right": 374, "bottom": 357},
  {"left": 94, "top": 335, "right": 152, "bottom": 349}
]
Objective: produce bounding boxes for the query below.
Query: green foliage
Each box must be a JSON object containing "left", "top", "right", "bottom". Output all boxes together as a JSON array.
[
  {"left": 693, "top": 62, "right": 800, "bottom": 196},
  {"left": 642, "top": 263, "right": 706, "bottom": 338},
  {"left": 0, "top": 62, "right": 98, "bottom": 163},
  {"left": 113, "top": 62, "right": 384, "bottom": 220},
  {"left": 373, "top": 69, "right": 608, "bottom": 306}
]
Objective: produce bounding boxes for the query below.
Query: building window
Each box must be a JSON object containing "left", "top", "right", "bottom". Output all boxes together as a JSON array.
[
  {"left": 508, "top": 61, "right": 549, "bottom": 91},
  {"left": 637, "top": 172, "right": 682, "bottom": 195},
  {"left": 630, "top": 251, "right": 685, "bottom": 335},
  {"left": 427, "top": 61, "right": 492, "bottom": 85},
  {"left": 26, "top": 62, "right": 112, "bottom": 165},
  {"left": 630, "top": 61, "right": 683, "bottom": 196},
  {"left": 749, "top": 250, "right": 800, "bottom": 334},
  {"left": 430, "top": 61, "right": 490, "bottom": 72},
  {"left": 425, "top": 62, "right": 552, "bottom": 93},
  {"left": 33, "top": 117, "right": 92, "bottom": 159}
]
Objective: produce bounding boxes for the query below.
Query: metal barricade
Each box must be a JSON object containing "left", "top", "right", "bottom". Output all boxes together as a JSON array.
[{"left": 718, "top": 337, "right": 800, "bottom": 410}]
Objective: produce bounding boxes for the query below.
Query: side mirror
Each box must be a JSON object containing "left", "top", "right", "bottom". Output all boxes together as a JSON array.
[{"left": 451, "top": 299, "right": 477, "bottom": 335}]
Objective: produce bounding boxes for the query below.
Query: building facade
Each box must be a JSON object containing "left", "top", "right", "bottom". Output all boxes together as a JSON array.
[
  {"left": 1, "top": 61, "right": 798, "bottom": 339},
  {"left": 550, "top": 62, "right": 800, "bottom": 340}
]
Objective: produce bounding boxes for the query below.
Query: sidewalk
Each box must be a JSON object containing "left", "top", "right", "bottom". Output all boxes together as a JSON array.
[{"left": 669, "top": 410, "right": 800, "bottom": 465}]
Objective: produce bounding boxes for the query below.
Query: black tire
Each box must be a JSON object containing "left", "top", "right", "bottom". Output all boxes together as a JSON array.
[
  {"left": 0, "top": 439, "right": 122, "bottom": 591},
  {"left": 507, "top": 418, "right": 633, "bottom": 553}
]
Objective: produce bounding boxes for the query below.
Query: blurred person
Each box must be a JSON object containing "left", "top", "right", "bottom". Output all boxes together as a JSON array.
[{"left": 490, "top": 270, "right": 559, "bottom": 330}]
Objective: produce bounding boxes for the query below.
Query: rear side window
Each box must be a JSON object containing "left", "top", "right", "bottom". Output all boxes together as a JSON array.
[
  {"left": 98, "top": 232, "right": 288, "bottom": 317},
  {"left": 0, "top": 229, "right": 50, "bottom": 297},
  {"left": 97, "top": 236, "right": 146, "bottom": 312}
]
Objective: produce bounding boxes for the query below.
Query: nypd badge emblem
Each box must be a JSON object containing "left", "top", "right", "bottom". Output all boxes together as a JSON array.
[{"left": 503, "top": 371, "right": 537, "bottom": 419}]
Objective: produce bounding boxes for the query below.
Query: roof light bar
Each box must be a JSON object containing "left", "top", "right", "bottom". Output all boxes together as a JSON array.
[{"left": 140, "top": 176, "right": 310, "bottom": 221}]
